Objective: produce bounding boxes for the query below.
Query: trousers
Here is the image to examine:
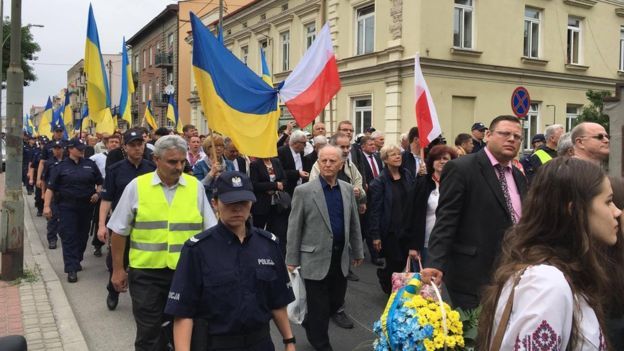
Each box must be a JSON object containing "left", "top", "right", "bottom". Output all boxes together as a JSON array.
[
  {"left": 128, "top": 268, "right": 174, "bottom": 351},
  {"left": 46, "top": 202, "right": 60, "bottom": 243},
  {"left": 58, "top": 203, "right": 93, "bottom": 273}
]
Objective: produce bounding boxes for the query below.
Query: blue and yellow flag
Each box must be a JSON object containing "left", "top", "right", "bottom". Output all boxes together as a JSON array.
[
  {"left": 51, "top": 105, "right": 69, "bottom": 140},
  {"left": 95, "top": 108, "right": 115, "bottom": 135},
  {"left": 26, "top": 115, "right": 35, "bottom": 136},
  {"left": 260, "top": 48, "right": 273, "bottom": 87},
  {"left": 190, "top": 12, "right": 279, "bottom": 158},
  {"left": 166, "top": 95, "right": 182, "bottom": 134},
  {"left": 144, "top": 101, "right": 158, "bottom": 130},
  {"left": 84, "top": 4, "right": 110, "bottom": 124},
  {"left": 119, "top": 37, "right": 134, "bottom": 126},
  {"left": 76, "top": 104, "right": 89, "bottom": 132},
  {"left": 62, "top": 93, "right": 74, "bottom": 138},
  {"left": 37, "top": 97, "right": 53, "bottom": 139}
]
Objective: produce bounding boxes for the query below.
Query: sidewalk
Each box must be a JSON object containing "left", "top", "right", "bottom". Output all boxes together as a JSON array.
[{"left": 0, "top": 173, "right": 88, "bottom": 350}]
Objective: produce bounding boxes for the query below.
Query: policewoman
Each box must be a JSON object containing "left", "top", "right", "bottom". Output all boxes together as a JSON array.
[
  {"left": 44, "top": 138, "right": 103, "bottom": 282},
  {"left": 41, "top": 140, "right": 65, "bottom": 249},
  {"left": 165, "top": 171, "right": 296, "bottom": 351}
]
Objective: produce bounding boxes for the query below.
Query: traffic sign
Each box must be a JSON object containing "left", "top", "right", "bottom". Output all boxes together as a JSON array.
[{"left": 511, "top": 87, "right": 530, "bottom": 118}]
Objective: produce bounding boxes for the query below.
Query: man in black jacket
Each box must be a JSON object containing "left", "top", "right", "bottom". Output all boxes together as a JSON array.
[
  {"left": 422, "top": 115, "right": 527, "bottom": 309},
  {"left": 277, "top": 130, "right": 309, "bottom": 196}
]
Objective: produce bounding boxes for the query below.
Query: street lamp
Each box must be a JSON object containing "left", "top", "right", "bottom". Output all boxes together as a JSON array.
[{"left": 2, "top": 23, "right": 44, "bottom": 47}]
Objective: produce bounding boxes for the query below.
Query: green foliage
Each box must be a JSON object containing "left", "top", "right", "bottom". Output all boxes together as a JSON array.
[
  {"left": 575, "top": 90, "right": 611, "bottom": 131},
  {"left": 457, "top": 306, "right": 481, "bottom": 350},
  {"left": 2, "top": 19, "right": 41, "bottom": 86}
]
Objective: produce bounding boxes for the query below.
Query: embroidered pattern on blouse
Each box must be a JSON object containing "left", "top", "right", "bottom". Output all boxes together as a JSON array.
[
  {"left": 599, "top": 332, "right": 607, "bottom": 351},
  {"left": 514, "top": 320, "right": 562, "bottom": 351}
]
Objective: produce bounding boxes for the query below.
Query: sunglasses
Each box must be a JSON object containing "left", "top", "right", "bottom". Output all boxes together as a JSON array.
[{"left": 584, "top": 133, "right": 609, "bottom": 141}]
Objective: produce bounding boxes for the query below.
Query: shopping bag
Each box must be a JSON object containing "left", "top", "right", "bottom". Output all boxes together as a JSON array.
[
  {"left": 287, "top": 267, "right": 307, "bottom": 324},
  {"left": 390, "top": 256, "right": 423, "bottom": 292}
]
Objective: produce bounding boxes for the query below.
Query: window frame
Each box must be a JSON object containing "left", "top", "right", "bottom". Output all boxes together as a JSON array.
[
  {"left": 280, "top": 31, "right": 290, "bottom": 72},
  {"left": 523, "top": 7, "right": 541, "bottom": 58},
  {"left": 241, "top": 45, "right": 249, "bottom": 66},
  {"left": 168, "top": 33, "right": 174, "bottom": 50},
  {"left": 355, "top": 4, "right": 375, "bottom": 55},
  {"left": 565, "top": 104, "right": 581, "bottom": 132},
  {"left": 142, "top": 49, "right": 146, "bottom": 71},
  {"left": 567, "top": 17, "right": 582, "bottom": 65},
  {"left": 149, "top": 46, "right": 153, "bottom": 66},
  {"left": 305, "top": 22, "right": 316, "bottom": 49},
  {"left": 620, "top": 26, "right": 624, "bottom": 71},
  {"left": 453, "top": 0, "right": 474, "bottom": 49},
  {"left": 522, "top": 102, "right": 541, "bottom": 151},
  {"left": 352, "top": 96, "right": 373, "bottom": 135}
]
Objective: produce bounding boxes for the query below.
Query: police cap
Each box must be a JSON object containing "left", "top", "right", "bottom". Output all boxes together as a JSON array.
[{"left": 213, "top": 171, "right": 256, "bottom": 204}]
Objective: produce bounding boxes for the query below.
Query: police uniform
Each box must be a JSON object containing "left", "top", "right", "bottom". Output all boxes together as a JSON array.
[
  {"left": 41, "top": 141, "right": 64, "bottom": 248},
  {"left": 30, "top": 143, "right": 44, "bottom": 215},
  {"left": 165, "top": 172, "right": 295, "bottom": 351},
  {"left": 47, "top": 139, "right": 103, "bottom": 280},
  {"left": 22, "top": 139, "right": 36, "bottom": 193},
  {"left": 40, "top": 137, "right": 66, "bottom": 161}
]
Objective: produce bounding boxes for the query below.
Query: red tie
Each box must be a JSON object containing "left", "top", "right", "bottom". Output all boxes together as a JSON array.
[{"left": 369, "top": 155, "right": 378, "bottom": 177}]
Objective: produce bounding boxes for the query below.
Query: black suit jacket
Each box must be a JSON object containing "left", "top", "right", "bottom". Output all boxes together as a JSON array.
[
  {"left": 249, "top": 158, "right": 286, "bottom": 216},
  {"left": 229, "top": 156, "right": 247, "bottom": 174},
  {"left": 360, "top": 151, "right": 383, "bottom": 188},
  {"left": 277, "top": 145, "right": 303, "bottom": 196},
  {"left": 403, "top": 175, "right": 438, "bottom": 252},
  {"left": 303, "top": 151, "right": 317, "bottom": 173},
  {"left": 427, "top": 149, "right": 527, "bottom": 309},
  {"left": 401, "top": 150, "right": 423, "bottom": 178}
]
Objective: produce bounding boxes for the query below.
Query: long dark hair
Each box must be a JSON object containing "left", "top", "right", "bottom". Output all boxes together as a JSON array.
[
  {"left": 478, "top": 157, "right": 611, "bottom": 350},
  {"left": 601, "top": 176, "right": 624, "bottom": 317}
]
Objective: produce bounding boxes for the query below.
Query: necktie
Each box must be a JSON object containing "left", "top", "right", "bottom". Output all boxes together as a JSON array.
[
  {"left": 495, "top": 164, "right": 517, "bottom": 224},
  {"left": 369, "top": 155, "right": 378, "bottom": 177}
]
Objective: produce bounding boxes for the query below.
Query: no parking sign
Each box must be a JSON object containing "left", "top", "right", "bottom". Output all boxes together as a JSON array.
[{"left": 511, "top": 87, "right": 530, "bottom": 118}]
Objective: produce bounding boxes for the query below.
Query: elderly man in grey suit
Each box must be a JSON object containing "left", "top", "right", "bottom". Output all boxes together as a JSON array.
[{"left": 286, "top": 145, "right": 364, "bottom": 351}]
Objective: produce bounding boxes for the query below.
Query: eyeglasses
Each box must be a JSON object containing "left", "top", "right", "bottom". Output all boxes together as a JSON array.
[
  {"left": 582, "top": 133, "right": 610, "bottom": 141},
  {"left": 492, "top": 130, "right": 523, "bottom": 142},
  {"left": 339, "top": 128, "right": 354, "bottom": 133}
]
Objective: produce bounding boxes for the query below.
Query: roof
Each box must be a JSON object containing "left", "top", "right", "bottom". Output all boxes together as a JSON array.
[{"left": 127, "top": 4, "right": 179, "bottom": 46}]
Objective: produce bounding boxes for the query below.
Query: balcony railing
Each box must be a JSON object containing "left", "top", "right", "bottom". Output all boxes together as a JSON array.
[{"left": 155, "top": 52, "right": 173, "bottom": 67}]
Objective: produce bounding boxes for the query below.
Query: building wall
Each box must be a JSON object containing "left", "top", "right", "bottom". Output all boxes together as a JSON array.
[{"left": 191, "top": 0, "right": 624, "bottom": 149}]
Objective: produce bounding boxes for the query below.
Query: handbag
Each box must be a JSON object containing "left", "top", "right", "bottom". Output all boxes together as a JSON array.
[
  {"left": 390, "top": 256, "right": 424, "bottom": 292},
  {"left": 286, "top": 267, "right": 307, "bottom": 324},
  {"left": 489, "top": 267, "right": 528, "bottom": 351},
  {"left": 272, "top": 190, "right": 291, "bottom": 212}
]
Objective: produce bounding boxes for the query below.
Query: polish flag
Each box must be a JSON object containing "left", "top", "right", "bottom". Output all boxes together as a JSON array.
[
  {"left": 414, "top": 54, "right": 442, "bottom": 148},
  {"left": 280, "top": 23, "right": 341, "bottom": 128}
]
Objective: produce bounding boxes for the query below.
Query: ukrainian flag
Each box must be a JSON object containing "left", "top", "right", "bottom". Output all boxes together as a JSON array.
[
  {"left": 84, "top": 4, "right": 110, "bottom": 124},
  {"left": 76, "top": 104, "right": 89, "bottom": 132},
  {"left": 62, "top": 93, "right": 74, "bottom": 138},
  {"left": 190, "top": 12, "right": 279, "bottom": 158},
  {"left": 27, "top": 115, "right": 35, "bottom": 136},
  {"left": 144, "top": 101, "right": 158, "bottom": 130},
  {"left": 37, "top": 97, "right": 53, "bottom": 139},
  {"left": 166, "top": 95, "right": 182, "bottom": 134},
  {"left": 95, "top": 108, "right": 116, "bottom": 134},
  {"left": 260, "top": 48, "right": 273, "bottom": 87},
  {"left": 51, "top": 105, "right": 68, "bottom": 140},
  {"left": 119, "top": 37, "right": 134, "bottom": 126}
]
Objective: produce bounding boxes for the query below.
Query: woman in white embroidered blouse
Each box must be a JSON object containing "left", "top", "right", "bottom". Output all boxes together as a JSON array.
[{"left": 477, "top": 157, "right": 622, "bottom": 351}]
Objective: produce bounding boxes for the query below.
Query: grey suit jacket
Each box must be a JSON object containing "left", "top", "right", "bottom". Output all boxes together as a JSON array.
[{"left": 286, "top": 178, "right": 364, "bottom": 280}]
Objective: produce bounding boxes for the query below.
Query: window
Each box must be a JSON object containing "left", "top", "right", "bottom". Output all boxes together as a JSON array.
[
  {"left": 524, "top": 7, "right": 540, "bottom": 58},
  {"left": 148, "top": 81, "right": 152, "bottom": 101},
  {"left": 259, "top": 40, "right": 269, "bottom": 71},
  {"left": 453, "top": 0, "right": 474, "bottom": 49},
  {"left": 305, "top": 23, "right": 316, "bottom": 49},
  {"left": 149, "top": 46, "right": 153, "bottom": 66},
  {"left": 522, "top": 103, "right": 540, "bottom": 151},
  {"left": 142, "top": 50, "right": 146, "bottom": 70},
  {"left": 352, "top": 97, "right": 372, "bottom": 134},
  {"left": 356, "top": 5, "right": 375, "bottom": 55},
  {"left": 168, "top": 33, "right": 174, "bottom": 50},
  {"left": 142, "top": 83, "right": 146, "bottom": 103},
  {"left": 567, "top": 17, "right": 581, "bottom": 64},
  {"left": 281, "top": 31, "right": 290, "bottom": 71},
  {"left": 134, "top": 55, "right": 139, "bottom": 72},
  {"left": 566, "top": 105, "right": 581, "bottom": 132},
  {"left": 241, "top": 45, "right": 248, "bottom": 65},
  {"left": 167, "top": 72, "right": 173, "bottom": 85},
  {"left": 156, "top": 43, "right": 160, "bottom": 53},
  {"left": 620, "top": 27, "right": 624, "bottom": 71}
]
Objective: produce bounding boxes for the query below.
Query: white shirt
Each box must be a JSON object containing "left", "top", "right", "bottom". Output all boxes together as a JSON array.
[
  {"left": 412, "top": 153, "right": 422, "bottom": 175},
  {"left": 107, "top": 172, "right": 217, "bottom": 237},
  {"left": 290, "top": 146, "right": 303, "bottom": 185},
  {"left": 363, "top": 152, "right": 379, "bottom": 176},
  {"left": 492, "top": 265, "right": 605, "bottom": 350},
  {"left": 90, "top": 152, "right": 108, "bottom": 179},
  {"left": 424, "top": 184, "right": 439, "bottom": 248}
]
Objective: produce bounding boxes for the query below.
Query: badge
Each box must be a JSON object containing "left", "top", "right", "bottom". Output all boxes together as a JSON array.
[{"left": 232, "top": 176, "right": 242, "bottom": 188}]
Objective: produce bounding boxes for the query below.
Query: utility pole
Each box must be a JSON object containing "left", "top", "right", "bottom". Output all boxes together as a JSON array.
[
  {"left": 0, "top": 0, "right": 4, "bottom": 172},
  {"left": 1, "top": 0, "right": 24, "bottom": 280}
]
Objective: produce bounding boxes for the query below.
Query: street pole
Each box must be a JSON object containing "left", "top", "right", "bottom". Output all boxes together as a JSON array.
[
  {"left": 0, "top": 0, "right": 4, "bottom": 173},
  {"left": 1, "top": 0, "right": 23, "bottom": 280}
]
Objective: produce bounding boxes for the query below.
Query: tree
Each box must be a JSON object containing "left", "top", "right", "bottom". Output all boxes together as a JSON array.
[
  {"left": 2, "top": 19, "right": 41, "bottom": 86},
  {"left": 575, "top": 89, "right": 611, "bottom": 131}
]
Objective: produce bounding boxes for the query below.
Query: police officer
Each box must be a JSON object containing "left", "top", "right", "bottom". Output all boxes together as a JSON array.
[
  {"left": 22, "top": 135, "right": 36, "bottom": 195},
  {"left": 43, "top": 138, "right": 103, "bottom": 283},
  {"left": 165, "top": 171, "right": 296, "bottom": 351},
  {"left": 41, "top": 140, "right": 64, "bottom": 249},
  {"left": 36, "top": 126, "right": 65, "bottom": 190},
  {"left": 97, "top": 128, "right": 156, "bottom": 310},
  {"left": 28, "top": 137, "right": 46, "bottom": 216}
]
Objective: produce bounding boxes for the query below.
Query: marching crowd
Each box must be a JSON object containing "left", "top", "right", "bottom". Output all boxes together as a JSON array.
[{"left": 17, "top": 115, "right": 623, "bottom": 351}]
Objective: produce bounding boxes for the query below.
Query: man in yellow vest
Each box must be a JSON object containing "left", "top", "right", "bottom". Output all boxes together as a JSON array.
[
  {"left": 527, "top": 124, "right": 563, "bottom": 180},
  {"left": 107, "top": 135, "right": 217, "bottom": 351}
]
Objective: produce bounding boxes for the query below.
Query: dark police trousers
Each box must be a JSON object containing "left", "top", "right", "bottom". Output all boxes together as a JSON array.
[
  {"left": 128, "top": 268, "right": 174, "bottom": 351},
  {"left": 46, "top": 202, "right": 60, "bottom": 243},
  {"left": 58, "top": 201, "right": 93, "bottom": 273},
  {"left": 303, "top": 242, "right": 347, "bottom": 351}
]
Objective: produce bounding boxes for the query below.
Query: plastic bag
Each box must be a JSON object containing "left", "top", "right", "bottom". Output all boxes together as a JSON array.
[{"left": 287, "top": 267, "right": 307, "bottom": 324}]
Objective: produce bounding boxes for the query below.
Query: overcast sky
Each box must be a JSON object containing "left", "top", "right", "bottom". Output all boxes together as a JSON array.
[{"left": 12, "top": 0, "right": 175, "bottom": 115}]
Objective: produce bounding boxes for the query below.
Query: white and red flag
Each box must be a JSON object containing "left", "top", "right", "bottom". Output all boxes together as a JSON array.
[
  {"left": 414, "top": 54, "right": 442, "bottom": 148},
  {"left": 280, "top": 23, "right": 341, "bottom": 128}
]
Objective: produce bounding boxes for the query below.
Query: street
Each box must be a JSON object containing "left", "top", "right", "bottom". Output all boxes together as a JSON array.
[{"left": 24, "top": 191, "right": 388, "bottom": 350}]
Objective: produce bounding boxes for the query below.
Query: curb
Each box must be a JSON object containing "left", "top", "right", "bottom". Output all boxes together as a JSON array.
[{"left": 23, "top": 197, "right": 89, "bottom": 350}]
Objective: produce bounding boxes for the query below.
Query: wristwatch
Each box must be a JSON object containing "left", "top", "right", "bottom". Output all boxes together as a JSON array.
[{"left": 283, "top": 337, "right": 296, "bottom": 345}]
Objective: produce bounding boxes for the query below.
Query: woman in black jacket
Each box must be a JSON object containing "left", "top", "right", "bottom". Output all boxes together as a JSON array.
[
  {"left": 403, "top": 145, "right": 457, "bottom": 266},
  {"left": 368, "top": 144, "right": 416, "bottom": 294},
  {"left": 249, "top": 157, "right": 289, "bottom": 255}
]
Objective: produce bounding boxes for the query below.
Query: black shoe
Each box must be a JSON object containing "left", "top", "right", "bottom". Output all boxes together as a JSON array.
[
  {"left": 48, "top": 240, "right": 57, "bottom": 250},
  {"left": 372, "top": 258, "right": 385, "bottom": 267},
  {"left": 331, "top": 311, "right": 354, "bottom": 329},
  {"left": 346, "top": 270, "right": 359, "bottom": 281},
  {"left": 36, "top": 210, "right": 43, "bottom": 217},
  {"left": 67, "top": 271, "right": 78, "bottom": 283},
  {"left": 106, "top": 292, "right": 119, "bottom": 311},
  {"left": 93, "top": 247, "right": 102, "bottom": 257},
  {"left": 77, "top": 264, "right": 83, "bottom": 272}
]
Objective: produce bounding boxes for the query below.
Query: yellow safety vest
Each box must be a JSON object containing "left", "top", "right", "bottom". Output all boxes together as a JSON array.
[
  {"left": 129, "top": 172, "right": 203, "bottom": 270},
  {"left": 533, "top": 149, "right": 553, "bottom": 165}
]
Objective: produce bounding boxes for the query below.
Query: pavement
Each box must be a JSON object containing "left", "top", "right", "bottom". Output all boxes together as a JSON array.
[{"left": 1, "top": 172, "right": 390, "bottom": 350}]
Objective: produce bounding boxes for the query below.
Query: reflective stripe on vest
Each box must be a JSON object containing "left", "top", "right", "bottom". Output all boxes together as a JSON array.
[
  {"left": 533, "top": 149, "right": 553, "bottom": 165},
  {"left": 129, "top": 172, "right": 203, "bottom": 269}
]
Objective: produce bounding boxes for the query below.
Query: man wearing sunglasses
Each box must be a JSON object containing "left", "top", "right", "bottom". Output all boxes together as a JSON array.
[{"left": 571, "top": 122, "right": 610, "bottom": 165}]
